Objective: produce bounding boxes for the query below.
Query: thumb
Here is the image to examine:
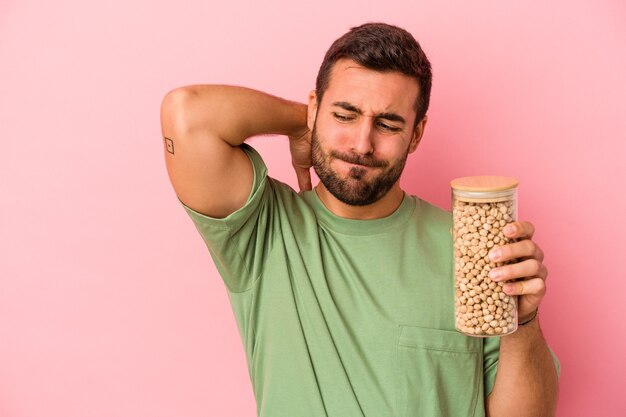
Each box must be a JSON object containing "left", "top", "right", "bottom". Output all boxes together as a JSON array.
[{"left": 295, "top": 167, "right": 312, "bottom": 191}]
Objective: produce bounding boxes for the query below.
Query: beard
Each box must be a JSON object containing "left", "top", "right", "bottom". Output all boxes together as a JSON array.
[{"left": 311, "top": 126, "right": 409, "bottom": 206}]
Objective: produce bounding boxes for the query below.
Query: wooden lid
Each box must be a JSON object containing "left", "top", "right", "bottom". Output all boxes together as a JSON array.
[{"left": 450, "top": 176, "right": 518, "bottom": 192}]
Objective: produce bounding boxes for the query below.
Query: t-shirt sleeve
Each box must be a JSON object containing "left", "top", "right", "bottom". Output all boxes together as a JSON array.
[
  {"left": 482, "top": 336, "right": 500, "bottom": 398},
  {"left": 483, "top": 336, "right": 562, "bottom": 398},
  {"left": 178, "top": 143, "right": 273, "bottom": 293}
]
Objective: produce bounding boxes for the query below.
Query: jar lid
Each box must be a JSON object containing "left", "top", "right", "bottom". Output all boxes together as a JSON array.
[{"left": 450, "top": 176, "right": 518, "bottom": 192}]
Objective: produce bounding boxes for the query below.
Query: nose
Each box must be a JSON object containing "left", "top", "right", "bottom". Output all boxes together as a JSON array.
[{"left": 349, "top": 119, "right": 375, "bottom": 155}]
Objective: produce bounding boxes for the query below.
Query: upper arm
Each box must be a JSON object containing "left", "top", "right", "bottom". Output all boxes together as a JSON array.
[{"left": 160, "top": 88, "right": 253, "bottom": 219}]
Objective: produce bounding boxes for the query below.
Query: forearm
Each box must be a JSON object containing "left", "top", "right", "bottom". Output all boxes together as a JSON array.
[
  {"left": 163, "top": 84, "right": 307, "bottom": 146},
  {"left": 486, "top": 317, "right": 559, "bottom": 417}
]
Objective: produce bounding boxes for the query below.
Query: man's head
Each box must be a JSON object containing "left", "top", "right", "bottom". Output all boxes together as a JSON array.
[
  {"left": 315, "top": 22, "right": 432, "bottom": 128},
  {"left": 308, "top": 23, "right": 432, "bottom": 207}
]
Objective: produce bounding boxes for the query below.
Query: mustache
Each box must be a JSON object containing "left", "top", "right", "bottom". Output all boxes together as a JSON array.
[{"left": 329, "top": 151, "right": 388, "bottom": 168}]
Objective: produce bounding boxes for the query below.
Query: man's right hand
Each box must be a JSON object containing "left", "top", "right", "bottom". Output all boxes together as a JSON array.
[{"left": 289, "top": 127, "right": 313, "bottom": 191}]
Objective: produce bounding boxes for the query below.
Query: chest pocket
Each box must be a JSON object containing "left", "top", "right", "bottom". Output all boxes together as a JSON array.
[{"left": 396, "top": 325, "right": 483, "bottom": 417}]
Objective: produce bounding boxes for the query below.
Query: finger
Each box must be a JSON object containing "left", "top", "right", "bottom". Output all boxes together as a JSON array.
[
  {"left": 488, "top": 258, "right": 547, "bottom": 282},
  {"left": 502, "top": 277, "right": 546, "bottom": 298},
  {"left": 528, "top": 241, "right": 544, "bottom": 262},
  {"left": 489, "top": 239, "right": 544, "bottom": 263},
  {"left": 295, "top": 167, "right": 312, "bottom": 191},
  {"left": 292, "top": 128, "right": 311, "bottom": 142},
  {"left": 503, "top": 221, "right": 535, "bottom": 240}
]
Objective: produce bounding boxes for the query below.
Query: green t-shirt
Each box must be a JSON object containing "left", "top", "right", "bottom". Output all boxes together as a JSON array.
[{"left": 180, "top": 144, "right": 557, "bottom": 417}]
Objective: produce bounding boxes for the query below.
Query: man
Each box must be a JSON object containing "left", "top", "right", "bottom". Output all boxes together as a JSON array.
[{"left": 160, "top": 23, "right": 560, "bottom": 417}]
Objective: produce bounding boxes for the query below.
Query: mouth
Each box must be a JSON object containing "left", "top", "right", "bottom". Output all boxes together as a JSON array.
[
  {"left": 342, "top": 159, "right": 373, "bottom": 168},
  {"left": 333, "top": 154, "right": 387, "bottom": 169}
]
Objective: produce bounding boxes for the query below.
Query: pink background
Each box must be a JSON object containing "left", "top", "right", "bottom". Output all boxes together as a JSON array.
[{"left": 1, "top": 1, "right": 625, "bottom": 416}]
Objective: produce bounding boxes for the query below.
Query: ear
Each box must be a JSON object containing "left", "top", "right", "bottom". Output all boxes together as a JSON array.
[
  {"left": 307, "top": 90, "right": 318, "bottom": 131},
  {"left": 408, "top": 115, "right": 428, "bottom": 154}
]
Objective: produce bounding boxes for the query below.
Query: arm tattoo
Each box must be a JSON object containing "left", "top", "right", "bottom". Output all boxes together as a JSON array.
[{"left": 164, "top": 137, "right": 175, "bottom": 155}]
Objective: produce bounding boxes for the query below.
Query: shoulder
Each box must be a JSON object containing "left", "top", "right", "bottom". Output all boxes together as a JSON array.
[
  {"left": 239, "top": 144, "right": 320, "bottom": 227},
  {"left": 411, "top": 195, "right": 452, "bottom": 226},
  {"left": 266, "top": 177, "right": 315, "bottom": 215},
  {"left": 403, "top": 195, "right": 453, "bottom": 248}
]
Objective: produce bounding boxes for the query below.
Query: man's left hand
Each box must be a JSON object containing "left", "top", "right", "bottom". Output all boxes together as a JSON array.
[{"left": 487, "top": 221, "right": 547, "bottom": 324}]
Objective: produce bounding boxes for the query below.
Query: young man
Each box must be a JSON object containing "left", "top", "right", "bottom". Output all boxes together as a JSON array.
[{"left": 160, "top": 23, "right": 559, "bottom": 417}]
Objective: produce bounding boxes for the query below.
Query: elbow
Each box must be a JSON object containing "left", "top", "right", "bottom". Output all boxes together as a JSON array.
[
  {"left": 161, "top": 87, "right": 196, "bottom": 118},
  {"left": 162, "top": 86, "right": 197, "bottom": 108},
  {"left": 160, "top": 87, "right": 198, "bottom": 136}
]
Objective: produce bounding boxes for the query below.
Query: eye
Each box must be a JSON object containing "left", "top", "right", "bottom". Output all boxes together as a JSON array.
[
  {"left": 376, "top": 120, "right": 401, "bottom": 132},
  {"left": 333, "top": 112, "right": 355, "bottom": 122}
]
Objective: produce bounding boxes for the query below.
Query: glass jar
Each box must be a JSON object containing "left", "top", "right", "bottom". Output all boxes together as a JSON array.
[{"left": 450, "top": 176, "right": 519, "bottom": 337}]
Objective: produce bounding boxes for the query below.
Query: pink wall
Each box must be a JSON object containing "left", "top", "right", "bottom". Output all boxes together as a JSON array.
[{"left": 1, "top": 1, "right": 624, "bottom": 416}]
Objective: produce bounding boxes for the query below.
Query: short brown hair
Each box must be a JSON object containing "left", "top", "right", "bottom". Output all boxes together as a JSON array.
[{"left": 315, "top": 22, "right": 432, "bottom": 126}]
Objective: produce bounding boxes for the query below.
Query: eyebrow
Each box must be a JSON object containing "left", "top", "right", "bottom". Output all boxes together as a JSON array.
[{"left": 332, "top": 101, "right": 406, "bottom": 124}]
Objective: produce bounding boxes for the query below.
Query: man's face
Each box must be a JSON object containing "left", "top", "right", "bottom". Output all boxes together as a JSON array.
[{"left": 308, "top": 59, "right": 426, "bottom": 206}]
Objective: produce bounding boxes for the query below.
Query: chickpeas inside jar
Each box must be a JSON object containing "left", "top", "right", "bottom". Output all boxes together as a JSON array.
[{"left": 450, "top": 176, "right": 519, "bottom": 337}]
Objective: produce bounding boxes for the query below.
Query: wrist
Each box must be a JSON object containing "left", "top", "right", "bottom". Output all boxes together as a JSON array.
[
  {"left": 285, "top": 103, "right": 309, "bottom": 139},
  {"left": 518, "top": 308, "right": 539, "bottom": 326}
]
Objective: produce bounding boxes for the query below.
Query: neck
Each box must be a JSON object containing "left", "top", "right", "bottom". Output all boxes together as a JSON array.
[{"left": 314, "top": 182, "right": 405, "bottom": 220}]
